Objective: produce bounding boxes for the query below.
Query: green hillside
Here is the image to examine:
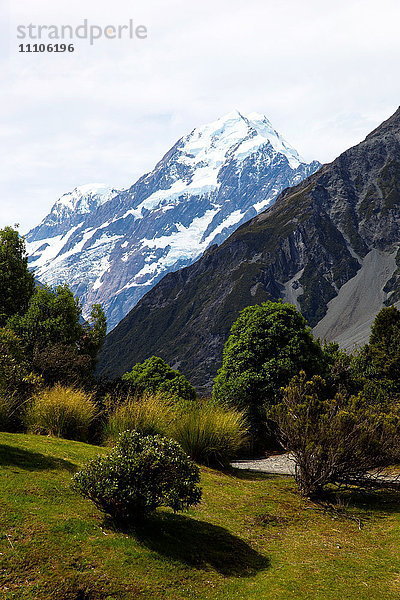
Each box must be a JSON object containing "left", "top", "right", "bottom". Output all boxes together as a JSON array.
[{"left": 0, "top": 432, "right": 399, "bottom": 599}]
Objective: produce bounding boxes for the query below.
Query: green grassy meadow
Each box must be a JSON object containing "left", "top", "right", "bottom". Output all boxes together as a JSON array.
[{"left": 0, "top": 432, "right": 399, "bottom": 600}]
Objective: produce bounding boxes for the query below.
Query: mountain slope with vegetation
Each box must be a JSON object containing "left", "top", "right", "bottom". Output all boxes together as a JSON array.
[{"left": 98, "top": 108, "right": 400, "bottom": 390}]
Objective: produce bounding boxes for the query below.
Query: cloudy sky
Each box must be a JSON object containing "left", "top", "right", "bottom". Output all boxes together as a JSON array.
[{"left": 1, "top": 0, "right": 400, "bottom": 232}]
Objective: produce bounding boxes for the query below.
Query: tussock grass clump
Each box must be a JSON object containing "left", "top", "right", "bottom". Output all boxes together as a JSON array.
[
  {"left": 105, "top": 392, "right": 176, "bottom": 442},
  {"left": 172, "top": 400, "right": 249, "bottom": 466},
  {"left": 105, "top": 394, "right": 249, "bottom": 466},
  {"left": 25, "top": 385, "right": 96, "bottom": 441}
]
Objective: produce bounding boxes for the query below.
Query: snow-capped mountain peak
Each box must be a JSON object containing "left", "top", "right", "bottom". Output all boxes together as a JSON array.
[
  {"left": 45, "top": 183, "right": 120, "bottom": 224},
  {"left": 179, "top": 110, "right": 304, "bottom": 170},
  {"left": 27, "top": 183, "right": 121, "bottom": 243},
  {"left": 26, "top": 112, "right": 321, "bottom": 330},
  {"left": 58, "top": 183, "right": 118, "bottom": 211}
]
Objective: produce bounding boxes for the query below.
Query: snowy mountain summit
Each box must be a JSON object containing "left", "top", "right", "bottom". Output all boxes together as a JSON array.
[
  {"left": 26, "top": 111, "right": 321, "bottom": 330},
  {"left": 30, "top": 184, "right": 120, "bottom": 238}
]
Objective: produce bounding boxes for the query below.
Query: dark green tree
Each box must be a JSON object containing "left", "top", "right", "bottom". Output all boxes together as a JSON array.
[
  {"left": 122, "top": 356, "right": 196, "bottom": 401},
  {"left": 321, "top": 342, "right": 358, "bottom": 397},
  {"left": 352, "top": 306, "right": 400, "bottom": 399},
  {"left": 0, "top": 226, "right": 35, "bottom": 326},
  {"left": 0, "top": 328, "right": 40, "bottom": 430},
  {"left": 83, "top": 304, "right": 107, "bottom": 361},
  {"left": 0, "top": 328, "right": 37, "bottom": 397},
  {"left": 368, "top": 306, "right": 400, "bottom": 387},
  {"left": 8, "top": 285, "right": 107, "bottom": 386},
  {"left": 212, "top": 301, "right": 325, "bottom": 436},
  {"left": 8, "top": 284, "right": 82, "bottom": 352}
]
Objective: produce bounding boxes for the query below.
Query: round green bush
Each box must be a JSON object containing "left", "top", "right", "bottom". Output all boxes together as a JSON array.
[{"left": 73, "top": 431, "right": 202, "bottom": 524}]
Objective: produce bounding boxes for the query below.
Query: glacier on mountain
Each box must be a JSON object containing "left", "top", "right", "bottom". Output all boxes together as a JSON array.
[{"left": 26, "top": 111, "right": 321, "bottom": 330}]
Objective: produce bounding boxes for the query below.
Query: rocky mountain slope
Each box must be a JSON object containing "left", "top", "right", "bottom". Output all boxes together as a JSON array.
[
  {"left": 98, "top": 107, "right": 400, "bottom": 390},
  {"left": 26, "top": 111, "right": 320, "bottom": 330}
]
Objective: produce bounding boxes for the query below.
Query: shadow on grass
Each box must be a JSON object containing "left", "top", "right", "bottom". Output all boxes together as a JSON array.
[
  {"left": 328, "top": 487, "right": 400, "bottom": 515},
  {"left": 0, "top": 444, "right": 76, "bottom": 472},
  {"left": 109, "top": 512, "right": 270, "bottom": 577},
  {"left": 226, "top": 467, "right": 282, "bottom": 481}
]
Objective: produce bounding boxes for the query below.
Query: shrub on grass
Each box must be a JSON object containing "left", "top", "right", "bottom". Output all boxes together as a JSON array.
[
  {"left": 172, "top": 400, "right": 249, "bottom": 466},
  {"left": 24, "top": 385, "right": 97, "bottom": 441},
  {"left": 272, "top": 371, "right": 400, "bottom": 498},
  {"left": 105, "top": 392, "right": 176, "bottom": 441},
  {"left": 73, "top": 431, "right": 202, "bottom": 525}
]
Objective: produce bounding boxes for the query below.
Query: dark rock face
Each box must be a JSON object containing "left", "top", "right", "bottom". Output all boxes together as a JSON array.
[
  {"left": 26, "top": 111, "right": 319, "bottom": 331},
  {"left": 98, "top": 108, "right": 400, "bottom": 391}
]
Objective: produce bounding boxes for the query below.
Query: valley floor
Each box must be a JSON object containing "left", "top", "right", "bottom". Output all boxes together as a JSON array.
[{"left": 0, "top": 432, "right": 399, "bottom": 600}]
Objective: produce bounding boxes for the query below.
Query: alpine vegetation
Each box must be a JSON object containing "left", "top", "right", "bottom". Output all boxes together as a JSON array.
[
  {"left": 25, "top": 385, "right": 97, "bottom": 442},
  {"left": 73, "top": 431, "right": 202, "bottom": 525}
]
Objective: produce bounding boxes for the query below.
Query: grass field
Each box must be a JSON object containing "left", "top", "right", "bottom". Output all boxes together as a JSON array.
[{"left": 0, "top": 432, "right": 399, "bottom": 599}]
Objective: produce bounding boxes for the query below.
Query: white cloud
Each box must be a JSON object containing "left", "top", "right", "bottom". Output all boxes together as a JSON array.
[{"left": 1, "top": 0, "right": 400, "bottom": 231}]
